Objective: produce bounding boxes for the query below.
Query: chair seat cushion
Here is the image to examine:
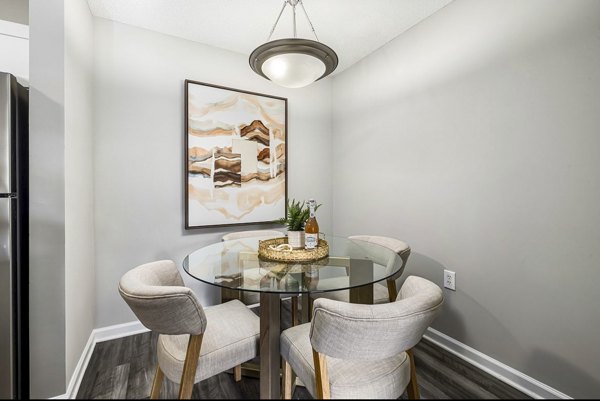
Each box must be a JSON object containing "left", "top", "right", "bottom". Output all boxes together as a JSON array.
[
  {"left": 281, "top": 323, "right": 411, "bottom": 399},
  {"left": 312, "top": 281, "right": 390, "bottom": 304},
  {"left": 157, "top": 299, "right": 259, "bottom": 383}
]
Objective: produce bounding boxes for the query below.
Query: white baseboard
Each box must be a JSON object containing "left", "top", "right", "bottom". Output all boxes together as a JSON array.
[
  {"left": 59, "top": 321, "right": 570, "bottom": 399},
  {"left": 59, "top": 321, "right": 150, "bottom": 399},
  {"left": 93, "top": 320, "right": 149, "bottom": 343},
  {"left": 423, "top": 327, "right": 572, "bottom": 399},
  {"left": 63, "top": 332, "right": 96, "bottom": 399}
]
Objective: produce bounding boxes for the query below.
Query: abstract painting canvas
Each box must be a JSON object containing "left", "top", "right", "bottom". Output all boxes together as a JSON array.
[{"left": 185, "top": 80, "right": 287, "bottom": 228}]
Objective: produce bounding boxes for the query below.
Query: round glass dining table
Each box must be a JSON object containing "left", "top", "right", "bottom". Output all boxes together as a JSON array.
[{"left": 183, "top": 235, "right": 401, "bottom": 399}]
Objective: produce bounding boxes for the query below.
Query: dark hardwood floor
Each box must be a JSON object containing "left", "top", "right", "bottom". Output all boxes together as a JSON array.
[{"left": 77, "top": 299, "right": 530, "bottom": 399}]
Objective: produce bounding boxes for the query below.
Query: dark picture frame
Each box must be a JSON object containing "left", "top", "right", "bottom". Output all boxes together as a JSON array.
[{"left": 184, "top": 80, "right": 288, "bottom": 229}]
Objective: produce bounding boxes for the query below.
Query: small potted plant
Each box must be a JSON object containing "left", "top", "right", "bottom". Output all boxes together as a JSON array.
[
  {"left": 278, "top": 199, "right": 310, "bottom": 249},
  {"left": 278, "top": 199, "right": 321, "bottom": 249}
]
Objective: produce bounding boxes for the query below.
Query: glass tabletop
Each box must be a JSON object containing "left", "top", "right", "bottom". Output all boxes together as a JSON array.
[{"left": 183, "top": 235, "right": 401, "bottom": 294}]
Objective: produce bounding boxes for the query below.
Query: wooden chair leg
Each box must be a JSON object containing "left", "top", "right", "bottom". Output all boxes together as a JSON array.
[
  {"left": 150, "top": 365, "right": 164, "bottom": 399},
  {"left": 387, "top": 278, "right": 398, "bottom": 302},
  {"left": 282, "top": 359, "right": 295, "bottom": 399},
  {"left": 301, "top": 295, "right": 310, "bottom": 323},
  {"left": 234, "top": 364, "right": 242, "bottom": 382},
  {"left": 406, "top": 348, "right": 420, "bottom": 399},
  {"left": 178, "top": 334, "right": 203, "bottom": 399},
  {"left": 301, "top": 295, "right": 316, "bottom": 323},
  {"left": 291, "top": 296, "right": 299, "bottom": 326},
  {"left": 306, "top": 296, "right": 315, "bottom": 322},
  {"left": 312, "top": 349, "right": 331, "bottom": 399}
]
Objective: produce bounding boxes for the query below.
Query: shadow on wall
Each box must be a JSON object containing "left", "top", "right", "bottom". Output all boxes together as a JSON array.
[
  {"left": 397, "top": 253, "right": 599, "bottom": 397},
  {"left": 396, "top": 252, "right": 466, "bottom": 341},
  {"left": 398, "top": 252, "right": 527, "bottom": 363},
  {"left": 526, "top": 348, "right": 600, "bottom": 399}
]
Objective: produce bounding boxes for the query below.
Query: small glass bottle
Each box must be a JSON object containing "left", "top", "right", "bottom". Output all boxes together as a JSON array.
[{"left": 304, "top": 199, "right": 319, "bottom": 249}]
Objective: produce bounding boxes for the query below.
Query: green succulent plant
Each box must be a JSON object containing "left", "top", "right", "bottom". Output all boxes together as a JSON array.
[{"left": 278, "top": 199, "right": 321, "bottom": 231}]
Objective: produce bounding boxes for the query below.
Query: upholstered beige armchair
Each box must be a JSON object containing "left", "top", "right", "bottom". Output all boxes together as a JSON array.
[
  {"left": 118, "top": 260, "right": 260, "bottom": 399},
  {"left": 281, "top": 276, "right": 443, "bottom": 399}
]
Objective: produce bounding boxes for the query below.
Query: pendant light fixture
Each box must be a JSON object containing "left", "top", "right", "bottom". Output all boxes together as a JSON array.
[{"left": 249, "top": 0, "right": 338, "bottom": 88}]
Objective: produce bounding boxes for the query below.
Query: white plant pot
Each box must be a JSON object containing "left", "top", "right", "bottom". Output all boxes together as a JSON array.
[{"left": 287, "top": 231, "right": 305, "bottom": 249}]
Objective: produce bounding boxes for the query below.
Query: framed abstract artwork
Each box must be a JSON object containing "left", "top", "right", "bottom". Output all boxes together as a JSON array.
[{"left": 185, "top": 80, "right": 288, "bottom": 228}]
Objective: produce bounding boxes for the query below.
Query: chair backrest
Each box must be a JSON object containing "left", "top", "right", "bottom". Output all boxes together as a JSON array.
[
  {"left": 310, "top": 276, "right": 442, "bottom": 360},
  {"left": 348, "top": 235, "right": 411, "bottom": 279},
  {"left": 221, "top": 230, "right": 285, "bottom": 241},
  {"left": 118, "top": 260, "right": 207, "bottom": 335}
]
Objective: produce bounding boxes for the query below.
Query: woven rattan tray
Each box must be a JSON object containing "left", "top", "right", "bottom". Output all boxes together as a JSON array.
[{"left": 258, "top": 237, "right": 329, "bottom": 263}]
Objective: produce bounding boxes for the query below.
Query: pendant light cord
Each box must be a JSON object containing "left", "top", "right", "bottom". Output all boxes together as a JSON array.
[
  {"left": 266, "top": 0, "right": 320, "bottom": 42},
  {"left": 299, "top": 0, "right": 320, "bottom": 42},
  {"left": 267, "top": 1, "right": 288, "bottom": 41},
  {"left": 293, "top": 2, "right": 297, "bottom": 38}
]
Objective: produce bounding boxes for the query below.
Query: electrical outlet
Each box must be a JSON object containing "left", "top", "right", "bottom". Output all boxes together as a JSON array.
[{"left": 444, "top": 270, "right": 456, "bottom": 291}]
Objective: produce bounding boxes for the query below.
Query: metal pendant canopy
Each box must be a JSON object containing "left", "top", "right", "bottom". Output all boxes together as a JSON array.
[{"left": 249, "top": 0, "right": 338, "bottom": 86}]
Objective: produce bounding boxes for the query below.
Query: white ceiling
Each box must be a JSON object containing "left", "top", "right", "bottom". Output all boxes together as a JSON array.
[{"left": 87, "top": 0, "right": 452, "bottom": 75}]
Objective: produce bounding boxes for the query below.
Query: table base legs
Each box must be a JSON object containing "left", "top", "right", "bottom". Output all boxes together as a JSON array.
[{"left": 260, "top": 293, "right": 281, "bottom": 399}]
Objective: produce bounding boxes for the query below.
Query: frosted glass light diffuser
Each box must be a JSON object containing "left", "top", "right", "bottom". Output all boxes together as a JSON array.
[
  {"left": 250, "top": 38, "right": 338, "bottom": 89},
  {"left": 261, "top": 53, "right": 326, "bottom": 88}
]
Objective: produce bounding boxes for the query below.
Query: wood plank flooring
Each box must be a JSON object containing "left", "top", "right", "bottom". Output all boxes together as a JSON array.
[{"left": 77, "top": 299, "right": 530, "bottom": 399}]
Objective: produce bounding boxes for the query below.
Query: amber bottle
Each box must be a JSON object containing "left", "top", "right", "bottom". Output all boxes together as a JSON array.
[{"left": 304, "top": 199, "right": 319, "bottom": 249}]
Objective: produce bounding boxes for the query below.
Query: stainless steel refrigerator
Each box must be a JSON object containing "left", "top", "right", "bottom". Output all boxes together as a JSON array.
[{"left": 0, "top": 72, "right": 29, "bottom": 399}]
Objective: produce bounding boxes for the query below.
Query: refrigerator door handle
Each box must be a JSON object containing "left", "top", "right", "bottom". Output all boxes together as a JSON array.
[{"left": 0, "top": 73, "right": 14, "bottom": 194}]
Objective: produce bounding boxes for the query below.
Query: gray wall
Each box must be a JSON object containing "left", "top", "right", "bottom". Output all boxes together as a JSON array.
[
  {"left": 331, "top": 0, "right": 600, "bottom": 398},
  {"left": 0, "top": 0, "right": 28, "bottom": 25},
  {"left": 93, "top": 18, "right": 333, "bottom": 327},
  {"left": 28, "top": 0, "right": 65, "bottom": 397},
  {"left": 64, "top": 0, "right": 95, "bottom": 384}
]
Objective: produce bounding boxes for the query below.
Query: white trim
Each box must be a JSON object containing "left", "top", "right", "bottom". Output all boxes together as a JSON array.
[
  {"left": 423, "top": 327, "right": 572, "bottom": 399},
  {"left": 64, "top": 330, "right": 96, "bottom": 399},
  {"left": 93, "top": 320, "right": 149, "bottom": 343},
  {"left": 0, "top": 20, "right": 29, "bottom": 39},
  {"left": 59, "top": 321, "right": 150, "bottom": 399}
]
